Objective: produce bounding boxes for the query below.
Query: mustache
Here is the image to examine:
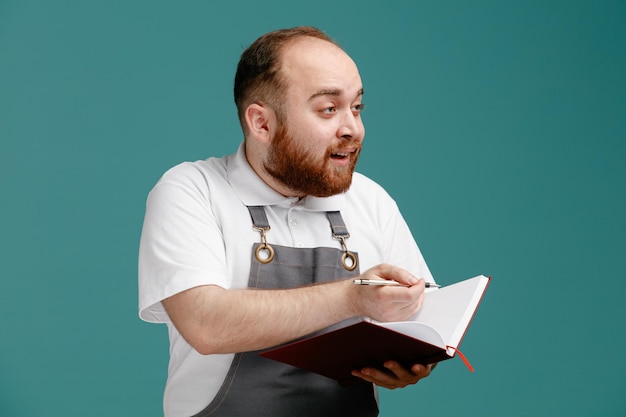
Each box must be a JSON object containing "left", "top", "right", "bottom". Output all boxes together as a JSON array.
[{"left": 328, "top": 140, "right": 362, "bottom": 153}]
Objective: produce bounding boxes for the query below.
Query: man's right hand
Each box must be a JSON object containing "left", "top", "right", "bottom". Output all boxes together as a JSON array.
[{"left": 348, "top": 263, "right": 426, "bottom": 323}]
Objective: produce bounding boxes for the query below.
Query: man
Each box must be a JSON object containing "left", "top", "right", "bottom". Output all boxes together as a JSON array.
[{"left": 139, "top": 26, "right": 436, "bottom": 417}]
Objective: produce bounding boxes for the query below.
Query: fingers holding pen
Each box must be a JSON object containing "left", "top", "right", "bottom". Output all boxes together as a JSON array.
[
  {"left": 350, "top": 264, "right": 426, "bottom": 322},
  {"left": 365, "top": 263, "right": 420, "bottom": 287}
]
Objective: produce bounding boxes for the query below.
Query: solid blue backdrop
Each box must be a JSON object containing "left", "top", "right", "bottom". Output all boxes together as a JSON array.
[{"left": 1, "top": 1, "right": 625, "bottom": 415}]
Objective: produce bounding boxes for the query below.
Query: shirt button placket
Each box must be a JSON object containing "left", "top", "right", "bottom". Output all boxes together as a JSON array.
[{"left": 288, "top": 209, "right": 304, "bottom": 248}]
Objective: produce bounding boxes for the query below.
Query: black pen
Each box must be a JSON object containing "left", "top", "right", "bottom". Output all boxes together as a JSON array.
[{"left": 352, "top": 279, "right": 441, "bottom": 288}]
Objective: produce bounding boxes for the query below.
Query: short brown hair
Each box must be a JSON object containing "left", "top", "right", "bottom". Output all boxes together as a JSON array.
[{"left": 233, "top": 26, "right": 337, "bottom": 133}]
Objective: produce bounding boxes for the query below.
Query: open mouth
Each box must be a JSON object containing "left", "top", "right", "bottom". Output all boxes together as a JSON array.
[{"left": 330, "top": 152, "right": 350, "bottom": 160}]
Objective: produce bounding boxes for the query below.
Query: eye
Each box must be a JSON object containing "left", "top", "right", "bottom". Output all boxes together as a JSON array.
[
  {"left": 352, "top": 103, "right": 365, "bottom": 115},
  {"left": 321, "top": 106, "right": 337, "bottom": 115}
]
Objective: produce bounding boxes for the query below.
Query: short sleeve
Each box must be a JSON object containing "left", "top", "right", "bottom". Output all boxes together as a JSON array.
[{"left": 138, "top": 163, "right": 229, "bottom": 323}]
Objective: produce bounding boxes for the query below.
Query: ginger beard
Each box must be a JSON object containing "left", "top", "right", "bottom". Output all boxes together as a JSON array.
[{"left": 264, "top": 122, "right": 362, "bottom": 197}]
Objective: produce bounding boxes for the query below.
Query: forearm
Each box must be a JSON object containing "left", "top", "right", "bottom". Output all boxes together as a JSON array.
[
  {"left": 163, "top": 263, "right": 425, "bottom": 355},
  {"left": 163, "top": 279, "right": 357, "bottom": 355}
]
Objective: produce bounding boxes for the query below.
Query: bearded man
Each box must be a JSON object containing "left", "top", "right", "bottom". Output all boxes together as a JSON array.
[{"left": 139, "top": 26, "right": 436, "bottom": 417}]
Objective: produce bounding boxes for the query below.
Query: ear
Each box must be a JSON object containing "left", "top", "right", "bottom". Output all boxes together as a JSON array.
[{"left": 244, "top": 103, "right": 275, "bottom": 144}]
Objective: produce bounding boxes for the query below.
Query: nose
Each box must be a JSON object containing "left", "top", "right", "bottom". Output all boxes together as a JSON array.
[{"left": 337, "top": 110, "right": 364, "bottom": 142}]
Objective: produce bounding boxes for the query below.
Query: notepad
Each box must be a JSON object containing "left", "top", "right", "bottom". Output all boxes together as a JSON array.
[{"left": 259, "top": 275, "right": 490, "bottom": 385}]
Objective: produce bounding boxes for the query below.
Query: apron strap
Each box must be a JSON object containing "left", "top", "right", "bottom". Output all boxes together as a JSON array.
[
  {"left": 249, "top": 207, "right": 349, "bottom": 237},
  {"left": 248, "top": 205, "right": 270, "bottom": 229},
  {"left": 326, "top": 211, "right": 349, "bottom": 238},
  {"left": 326, "top": 211, "right": 358, "bottom": 272},
  {"left": 247, "top": 207, "right": 356, "bottom": 270},
  {"left": 248, "top": 206, "right": 274, "bottom": 264}
]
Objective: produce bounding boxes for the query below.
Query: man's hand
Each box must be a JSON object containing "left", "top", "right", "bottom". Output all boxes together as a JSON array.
[
  {"left": 352, "top": 361, "right": 436, "bottom": 389},
  {"left": 350, "top": 264, "right": 426, "bottom": 323}
]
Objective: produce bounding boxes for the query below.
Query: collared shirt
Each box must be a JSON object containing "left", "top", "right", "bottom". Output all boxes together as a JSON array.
[{"left": 138, "top": 142, "right": 433, "bottom": 417}]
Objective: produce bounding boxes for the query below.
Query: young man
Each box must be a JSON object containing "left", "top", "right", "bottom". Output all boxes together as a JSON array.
[{"left": 139, "top": 26, "right": 436, "bottom": 417}]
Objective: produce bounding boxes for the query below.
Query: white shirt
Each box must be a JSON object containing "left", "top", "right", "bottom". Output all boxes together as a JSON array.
[{"left": 138, "top": 143, "right": 433, "bottom": 417}]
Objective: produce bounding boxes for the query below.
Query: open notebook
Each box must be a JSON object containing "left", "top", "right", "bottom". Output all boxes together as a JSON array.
[{"left": 260, "top": 275, "right": 491, "bottom": 385}]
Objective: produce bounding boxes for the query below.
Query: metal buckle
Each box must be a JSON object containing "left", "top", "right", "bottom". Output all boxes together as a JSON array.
[
  {"left": 253, "top": 226, "right": 275, "bottom": 264},
  {"left": 335, "top": 235, "right": 358, "bottom": 271}
]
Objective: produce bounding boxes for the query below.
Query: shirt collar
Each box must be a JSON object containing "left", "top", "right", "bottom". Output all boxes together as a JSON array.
[{"left": 226, "top": 142, "right": 345, "bottom": 211}]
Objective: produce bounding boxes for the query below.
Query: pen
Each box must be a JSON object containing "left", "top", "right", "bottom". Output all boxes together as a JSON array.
[{"left": 352, "top": 279, "right": 441, "bottom": 288}]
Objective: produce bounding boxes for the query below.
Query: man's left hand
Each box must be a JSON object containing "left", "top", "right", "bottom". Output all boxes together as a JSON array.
[{"left": 352, "top": 361, "right": 436, "bottom": 389}]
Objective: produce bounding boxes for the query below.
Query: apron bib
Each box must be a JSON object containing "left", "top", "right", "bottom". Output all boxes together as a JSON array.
[{"left": 192, "top": 206, "right": 378, "bottom": 417}]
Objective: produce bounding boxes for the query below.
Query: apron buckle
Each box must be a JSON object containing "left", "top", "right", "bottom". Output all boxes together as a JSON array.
[
  {"left": 334, "top": 235, "right": 358, "bottom": 272},
  {"left": 253, "top": 226, "right": 275, "bottom": 264}
]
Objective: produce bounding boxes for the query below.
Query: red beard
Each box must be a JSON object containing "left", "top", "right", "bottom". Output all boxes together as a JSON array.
[{"left": 264, "top": 123, "right": 362, "bottom": 197}]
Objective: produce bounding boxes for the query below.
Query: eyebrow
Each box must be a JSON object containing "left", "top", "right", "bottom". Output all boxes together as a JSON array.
[{"left": 308, "top": 88, "right": 364, "bottom": 101}]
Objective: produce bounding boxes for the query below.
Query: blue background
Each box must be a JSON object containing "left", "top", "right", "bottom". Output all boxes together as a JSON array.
[{"left": 1, "top": 1, "right": 625, "bottom": 415}]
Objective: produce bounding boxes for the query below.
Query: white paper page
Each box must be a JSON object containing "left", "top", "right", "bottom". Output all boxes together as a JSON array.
[
  {"left": 381, "top": 275, "right": 489, "bottom": 349},
  {"left": 379, "top": 321, "right": 445, "bottom": 349}
]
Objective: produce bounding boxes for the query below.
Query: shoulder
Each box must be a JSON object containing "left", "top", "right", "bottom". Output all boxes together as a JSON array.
[
  {"left": 149, "top": 156, "right": 231, "bottom": 201},
  {"left": 350, "top": 171, "right": 385, "bottom": 190},
  {"left": 158, "top": 157, "right": 228, "bottom": 187},
  {"left": 338, "top": 172, "right": 402, "bottom": 231},
  {"left": 347, "top": 172, "right": 398, "bottom": 207}
]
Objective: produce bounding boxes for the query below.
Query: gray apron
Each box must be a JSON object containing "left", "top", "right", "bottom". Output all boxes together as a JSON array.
[{"left": 192, "top": 206, "right": 378, "bottom": 417}]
